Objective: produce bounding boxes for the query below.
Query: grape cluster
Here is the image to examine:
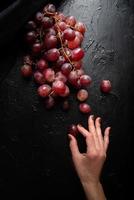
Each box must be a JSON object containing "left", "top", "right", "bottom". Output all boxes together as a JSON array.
[{"left": 21, "top": 3, "right": 92, "bottom": 114}]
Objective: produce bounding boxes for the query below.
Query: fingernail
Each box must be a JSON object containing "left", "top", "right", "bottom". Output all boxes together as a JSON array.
[
  {"left": 99, "top": 117, "right": 101, "bottom": 123},
  {"left": 68, "top": 134, "right": 72, "bottom": 140},
  {"left": 78, "top": 123, "right": 82, "bottom": 127},
  {"left": 90, "top": 115, "right": 94, "bottom": 120}
]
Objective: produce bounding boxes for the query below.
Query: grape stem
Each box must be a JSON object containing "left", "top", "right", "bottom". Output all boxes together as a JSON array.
[{"left": 54, "top": 17, "right": 75, "bottom": 70}]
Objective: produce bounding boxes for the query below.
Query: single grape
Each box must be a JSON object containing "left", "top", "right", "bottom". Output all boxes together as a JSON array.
[
  {"left": 44, "top": 35, "right": 57, "bottom": 49},
  {"left": 73, "top": 60, "right": 83, "bottom": 69},
  {"left": 72, "top": 48, "right": 84, "bottom": 61},
  {"left": 76, "top": 69, "right": 85, "bottom": 77},
  {"left": 59, "top": 85, "right": 70, "bottom": 97},
  {"left": 63, "top": 28, "right": 76, "bottom": 41},
  {"left": 68, "top": 70, "right": 79, "bottom": 85},
  {"left": 52, "top": 80, "right": 66, "bottom": 95},
  {"left": 23, "top": 55, "right": 33, "bottom": 65},
  {"left": 21, "top": 65, "right": 32, "bottom": 77},
  {"left": 38, "top": 84, "right": 52, "bottom": 97},
  {"left": 67, "top": 36, "right": 81, "bottom": 49},
  {"left": 56, "top": 21, "right": 68, "bottom": 31},
  {"left": 56, "top": 12, "right": 66, "bottom": 21},
  {"left": 79, "top": 103, "right": 91, "bottom": 114},
  {"left": 68, "top": 124, "right": 79, "bottom": 137},
  {"left": 45, "top": 48, "right": 60, "bottom": 62},
  {"left": 77, "top": 89, "right": 88, "bottom": 102},
  {"left": 75, "top": 31, "right": 84, "bottom": 42},
  {"left": 45, "top": 96, "right": 55, "bottom": 109},
  {"left": 42, "top": 17, "right": 54, "bottom": 29},
  {"left": 66, "top": 16, "right": 76, "bottom": 27},
  {"left": 100, "top": 80, "right": 112, "bottom": 93},
  {"left": 43, "top": 4, "right": 56, "bottom": 13},
  {"left": 26, "top": 21, "right": 36, "bottom": 30},
  {"left": 62, "top": 100, "right": 70, "bottom": 111},
  {"left": 46, "top": 28, "right": 56, "bottom": 36},
  {"left": 34, "top": 71, "right": 46, "bottom": 84},
  {"left": 61, "top": 63, "right": 72, "bottom": 76},
  {"left": 35, "top": 12, "right": 43, "bottom": 24},
  {"left": 26, "top": 31, "right": 36, "bottom": 44},
  {"left": 80, "top": 75, "right": 92, "bottom": 86},
  {"left": 37, "top": 59, "right": 48, "bottom": 70},
  {"left": 55, "top": 72, "right": 67, "bottom": 83},
  {"left": 43, "top": 68, "right": 55, "bottom": 83},
  {"left": 56, "top": 56, "right": 66, "bottom": 68},
  {"left": 75, "top": 22, "right": 86, "bottom": 35},
  {"left": 32, "top": 43, "right": 42, "bottom": 54}
]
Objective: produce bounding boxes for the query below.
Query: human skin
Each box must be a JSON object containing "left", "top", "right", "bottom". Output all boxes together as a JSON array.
[{"left": 68, "top": 115, "right": 110, "bottom": 200}]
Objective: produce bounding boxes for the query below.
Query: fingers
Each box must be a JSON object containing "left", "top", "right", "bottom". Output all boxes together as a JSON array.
[
  {"left": 95, "top": 117, "right": 104, "bottom": 148},
  {"left": 68, "top": 134, "right": 80, "bottom": 158},
  {"left": 77, "top": 124, "right": 96, "bottom": 153},
  {"left": 88, "top": 115, "right": 100, "bottom": 150},
  {"left": 88, "top": 115, "right": 96, "bottom": 134},
  {"left": 104, "top": 127, "right": 111, "bottom": 151}
]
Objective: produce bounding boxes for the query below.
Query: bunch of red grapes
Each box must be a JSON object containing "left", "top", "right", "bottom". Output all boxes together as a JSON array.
[{"left": 21, "top": 4, "right": 112, "bottom": 136}]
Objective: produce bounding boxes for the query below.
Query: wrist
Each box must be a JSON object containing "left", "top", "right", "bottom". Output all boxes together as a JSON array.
[{"left": 81, "top": 181, "right": 106, "bottom": 200}]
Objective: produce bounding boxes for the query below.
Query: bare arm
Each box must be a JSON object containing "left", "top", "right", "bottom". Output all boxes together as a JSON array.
[{"left": 68, "top": 115, "right": 110, "bottom": 200}]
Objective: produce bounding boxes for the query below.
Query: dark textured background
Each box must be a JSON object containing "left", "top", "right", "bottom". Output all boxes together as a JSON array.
[{"left": 0, "top": 0, "right": 134, "bottom": 199}]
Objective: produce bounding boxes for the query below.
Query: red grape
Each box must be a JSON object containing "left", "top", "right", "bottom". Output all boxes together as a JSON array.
[
  {"left": 68, "top": 124, "right": 79, "bottom": 137},
  {"left": 23, "top": 55, "right": 33, "bottom": 65},
  {"left": 45, "top": 96, "right": 55, "bottom": 109},
  {"left": 44, "top": 35, "right": 57, "bottom": 49},
  {"left": 52, "top": 80, "right": 66, "bottom": 95},
  {"left": 63, "top": 28, "right": 76, "bottom": 41},
  {"left": 56, "top": 12, "right": 66, "bottom": 21},
  {"left": 42, "top": 17, "right": 54, "bottom": 28},
  {"left": 79, "top": 103, "right": 91, "bottom": 114},
  {"left": 59, "top": 85, "right": 70, "bottom": 97},
  {"left": 55, "top": 72, "right": 67, "bottom": 83},
  {"left": 100, "top": 80, "right": 112, "bottom": 93},
  {"left": 37, "top": 59, "right": 48, "bottom": 70},
  {"left": 68, "top": 70, "right": 79, "bottom": 85},
  {"left": 75, "top": 31, "right": 84, "bottom": 42},
  {"left": 32, "top": 43, "right": 42, "bottom": 54},
  {"left": 38, "top": 84, "right": 52, "bottom": 97},
  {"left": 35, "top": 12, "right": 43, "bottom": 24},
  {"left": 34, "top": 71, "right": 46, "bottom": 84},
  {"left": 67, "top": 36, "right": 81, "bottom": 49},
  {"left": 46, "top": 28, "right": 56, "bottom": 36},
  {"left": 56, "top": 56, "right": 66, "bottom": 68},
  {"left": 80, "top": 75, "right": 92, "bottom": 86},
  {"left": 26, "top": 21, "right": 36, "bottom": 30},
  {"left": 43, "top": 68, "right": 55, "bottom": 83},
  {"left": 66, "top": 16, "right": 76, "bottom": 27},
  {"left": 62, "top": 100, "right": 70, "bottom": 111},
  {"left": 56, "top": 21, "right": 68, "bottom": 31},
  {"left": 73, "top": 60, "right": 83, "bottom": 69},
  {"left": 77, "top": 89, "right": 88, "bottom": 101},
  {"left": 21, "top": 65, "right": 32, "bottom": 77},
  {"left": 43, "top": 4, "right": 56, "bottom": 13},
  {"left": 72, "top": 48, "right": 84, "bottom": 61},
  {"left": 76, "top": 69, "right": 85, "bottom": 77},
  {"left": 26, "top": 31, "right": 36, "bottom": 44},
  {"left": 75, "top": 22, "right": 86, "bottom": 35},
  {"left": 45, "top": 48, "right": 60, "bottom": 62},
  {"left": 61, "top": 63, "right": 72, "bottom": 76}
]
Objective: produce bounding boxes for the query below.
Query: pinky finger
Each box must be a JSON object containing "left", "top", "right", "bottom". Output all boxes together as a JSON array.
[{"left": 104, "top": 127, "right": 111, "bottom": 151}]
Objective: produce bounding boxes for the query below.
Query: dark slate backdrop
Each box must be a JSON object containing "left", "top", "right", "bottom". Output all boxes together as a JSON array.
[{"left": 0, "top": 0, "right": 134, "bottom": 199}]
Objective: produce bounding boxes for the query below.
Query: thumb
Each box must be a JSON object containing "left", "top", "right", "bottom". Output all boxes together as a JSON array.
[{"left": 68, "top": 134, "right": 80, "bottom": 158}]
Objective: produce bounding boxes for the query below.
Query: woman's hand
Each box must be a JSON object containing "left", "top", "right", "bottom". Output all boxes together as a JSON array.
[{"left": 68, "top": 115, "right": 110, "bottom": 200}]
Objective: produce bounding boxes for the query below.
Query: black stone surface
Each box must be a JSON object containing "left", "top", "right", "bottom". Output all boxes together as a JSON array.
[{"left": 0, "top": 0, "right": 134, "bottom": 199}]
